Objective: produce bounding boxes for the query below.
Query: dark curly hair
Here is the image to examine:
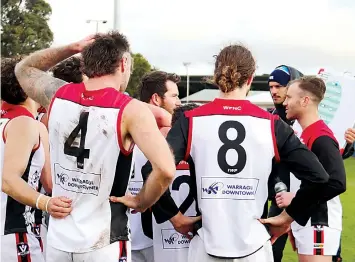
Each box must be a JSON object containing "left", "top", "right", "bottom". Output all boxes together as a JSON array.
[
  {"left": 171, "top": 103, "right": 199, "bottom": 125},
  {"left": 51, "top": 56, "right": 83, "bottom": 83},
  {"left": 1, "top": 56, "right": 28, "bottom": 105},
  {"left": 81, "top": 31, "right": 130, "bottom": 78}
]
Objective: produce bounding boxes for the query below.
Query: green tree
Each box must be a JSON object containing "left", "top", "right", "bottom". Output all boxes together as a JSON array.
[
  {"left": 1, "top": 0, "right": 53, "bottom": 57},
  {"left": 126, "top": 53, "right": 152, "bottom": 98}
]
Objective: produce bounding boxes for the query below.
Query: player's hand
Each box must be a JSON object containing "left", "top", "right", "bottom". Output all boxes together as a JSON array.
[
  {"left": 258, "top": 210, "right": 293, "bottom": 244},
  {"left": 110, "top": 194, "right": 145, "bottom": 212},
  {"left": 288, "top": 230, "right": 297, "bottom": 251},
  {"left": 275, "top": 192, "right": 295, "bottom": 208},
  {"left": 47, "top": 196, "right": 72, "bottom": 219},
  {"left": 345, "top": 128, "right": 355, "bottom": 144},
  {"left": 69, "top": 35, "right": 96, "bottom": 53},
  {"left": 170, "top": 212, "right": 201, "bottom": 239}
]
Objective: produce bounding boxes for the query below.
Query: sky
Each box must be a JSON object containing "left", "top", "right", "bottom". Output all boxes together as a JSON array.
[{"left": 46, "top": 0, "right": 355, "bottom": 76}]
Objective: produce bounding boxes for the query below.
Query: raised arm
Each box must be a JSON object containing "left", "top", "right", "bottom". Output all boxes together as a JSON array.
[{"left": 15, "top": 36, "right": 95, "bottom": 108}]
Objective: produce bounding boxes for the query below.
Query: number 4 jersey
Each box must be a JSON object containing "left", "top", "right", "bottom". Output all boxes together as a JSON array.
[{"left": 47, "top": 83, "right": 133, "bottom": 253}]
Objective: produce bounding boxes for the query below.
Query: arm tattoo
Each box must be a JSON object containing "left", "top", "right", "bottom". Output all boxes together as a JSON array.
[{"left": 15, "top": 45, "right": 77, "bottom": 108}]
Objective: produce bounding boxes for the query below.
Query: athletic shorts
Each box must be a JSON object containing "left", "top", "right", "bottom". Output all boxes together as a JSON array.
[
  {"left": 188, "top": 235, "right": 273, "bottom": 262},
  {"left": 1, "top": 232, "right": 45, "bottom": 262},
  {"left": 132, "top": 246, "right": 154, "bottom": 262},
  {"left": 46, "top": 240, "right": 131, "bottom": 262},
  {"left": 293, "top": 225, "right": 341, "bottom": 256}
]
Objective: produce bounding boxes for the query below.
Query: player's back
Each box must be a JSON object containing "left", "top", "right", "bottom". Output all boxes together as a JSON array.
[
  {"left": 47, "top": 83, "right": 133, "bottom": 253},
  {"left": 185, "top": 99, "right": 278, "bottom": 258}
]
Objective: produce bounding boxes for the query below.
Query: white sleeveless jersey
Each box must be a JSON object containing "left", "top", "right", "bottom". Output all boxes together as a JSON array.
[
  {"left": 290, "top": 128, "right": 342, "bottom": 232},
  {"left": 185, "top": 100, "right": 278, "bottom": 258},
  {"left": 47, "top": 83, "right": 134, "bottom": 253},
  {"left": 127, "top": 147, "right": 153, "bottom": 250},
  {"left": 152, "top": 162, "right": 195, "bottom": 262},
  {"left": 0, "top": 118, "right": 45, "bottom": 236}
]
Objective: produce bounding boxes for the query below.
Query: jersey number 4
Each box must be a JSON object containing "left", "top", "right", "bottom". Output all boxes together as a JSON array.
[
  {"left": 64, "top": 112, "right": 90, "bottom": 169},
  {"left": 217, "top": 121, "right": 247, "bottom": 175}
]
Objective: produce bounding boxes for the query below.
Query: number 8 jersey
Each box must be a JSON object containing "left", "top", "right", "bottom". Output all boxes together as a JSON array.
[{"left": 47, "top": 83, "right": 134, "bottom": 253}]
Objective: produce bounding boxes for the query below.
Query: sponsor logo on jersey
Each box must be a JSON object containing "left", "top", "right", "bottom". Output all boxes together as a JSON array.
[
  {"left": 161, "top": 229, "right": 190, "bottom": 249},
  {"left": 17, "top": 242, "right": 29, "bottom": 256},
  {"left": 201, "top": 177, "right": 259, "bottom": 200},
  {"left": 54, "top": 163, "right": 101, "bottom": 196},
  {"left": 203, "top": 182, "right": 224, "bottom": 194},
  {"left": 314, "top": 243, "right": 324, "bottom": 248}
]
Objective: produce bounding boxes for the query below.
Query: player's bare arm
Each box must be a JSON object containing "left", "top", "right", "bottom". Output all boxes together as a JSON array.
[
  {"left": 145, "top": 103, "right": 172, "bottom": 127},
  {"left": 2, "top": 117, "right": 73, "bottom": 218},
  {"left": 111, "top": 99, "right": 175, "bottom": 212},
  {"left": 38, "top": 121, "right": 52, "bottom": 193},
  {"left": 15, "top": 36, "right": 95, "bottom": 108}
]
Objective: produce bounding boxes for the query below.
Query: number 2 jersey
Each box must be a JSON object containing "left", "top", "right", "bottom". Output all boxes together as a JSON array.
[
  {"left": 152, "top": 161, "right": 196, "bottom": 262},
  {"left": 47, "top": 83, "right": 134, "bottom": 253}
]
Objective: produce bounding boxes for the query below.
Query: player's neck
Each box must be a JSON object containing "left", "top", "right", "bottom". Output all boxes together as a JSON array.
[
  {"left": 298, "top": 110, "right": 320, "bottom": 130},
  {"left": 84, "top": 75, "right": 121, "bottom": 91},
  {"left": 20, "top": 99, "right": 39, "bottom": 117},
  {"left": 218, "top": 86, "right": 249, "bottom": 100}
]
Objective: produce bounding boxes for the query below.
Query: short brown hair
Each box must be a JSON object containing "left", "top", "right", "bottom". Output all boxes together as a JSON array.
[
  {"left": 51, "top": 56, "right": 83, "bottom": 83},
  {"left": 81, "top": 31, "right": 130, "bottom": 78},
  {"left": 139, "top": 71, "right": 180, "bottom": 103},
  {"left": 1, "top": 56, "right": 28, "bottom": 105},
  {"left": 290, "top": 76, "right": 326, "bottom": 102},
  {"left": 213, "top": 44, "right": 256, "bottom": 93}
]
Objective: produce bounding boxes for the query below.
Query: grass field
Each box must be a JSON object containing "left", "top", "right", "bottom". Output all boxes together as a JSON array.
[{"left": 282, "top": 157, "right": 355, "bottom": 261}]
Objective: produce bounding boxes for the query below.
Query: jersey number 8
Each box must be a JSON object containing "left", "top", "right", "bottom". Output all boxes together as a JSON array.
[{"left": 217, "top": 121, "right": 247, "bottom": 175}]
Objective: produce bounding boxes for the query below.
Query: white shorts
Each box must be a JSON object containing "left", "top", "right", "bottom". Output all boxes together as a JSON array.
[
  {"left": 188, "top": 235, "right": 273, "bottom": 262},
  {"left": 293, "top": 225, "right": 341, "bottom": 256},
  {"left": 46, "top": 240, "right": 131, "bottom": 262},
  {"left": 1, "top": 232, "right": 45, "bottom": 262},
  {"left": 132, "top": 246, "right": 154, "bottom": 262}
]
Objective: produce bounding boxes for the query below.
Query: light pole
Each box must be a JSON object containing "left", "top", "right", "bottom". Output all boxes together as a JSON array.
[
  {"left": 86, "top": 19, "right": 107, "bottom": 33},
  {"left": 183, "top": 62, "right": 191, "bottom": 103},
  {"left": 113, "top": 0, "right": 121, "bottom": 31}
]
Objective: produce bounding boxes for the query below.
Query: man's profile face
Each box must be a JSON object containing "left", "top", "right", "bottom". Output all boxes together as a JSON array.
[
  {"left": 160, "top": 80, "right": 181, "bottom": 114},
  {"left": 269, "top": 81, "right": 288, "bottom": 105},
  {"left": 283, "top": 83, "right": 303, "bottom": 120}
]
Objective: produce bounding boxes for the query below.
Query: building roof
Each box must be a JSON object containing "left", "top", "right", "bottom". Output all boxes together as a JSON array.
[{"left": 181, "top": 89, "right": 274, "bottom": 106}]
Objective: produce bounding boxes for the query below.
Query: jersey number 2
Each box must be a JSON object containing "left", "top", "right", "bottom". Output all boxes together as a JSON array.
[
  {"left": 172, "top": 175, "right": 194, "bottom": 214},
  {"left": 217, "top": 120, "right": 247, "bottom": 174},
  {"left": 64, "top": 112, "right": 90, "bottom": 169}
]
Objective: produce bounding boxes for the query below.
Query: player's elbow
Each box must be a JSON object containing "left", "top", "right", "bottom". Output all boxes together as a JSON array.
[{"left": 155, "top": 162, "right": 175, "bottom": 185}]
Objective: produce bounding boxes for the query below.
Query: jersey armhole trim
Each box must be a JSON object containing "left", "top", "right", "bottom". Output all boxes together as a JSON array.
[
  {"left": 2, "top": 119, "right": 41, "bottom": 152},
  {"left": 184, "top": 116, "right": 193, "bottom": 161},
  {"left": 271, "top": 116, "right": 280, "bottom": 163},
  {"left": 117, "top": 97, "right": 134, "bottom": 156},
  {"left": 2, "top": 119, "right": 10, "bottom": 143}
]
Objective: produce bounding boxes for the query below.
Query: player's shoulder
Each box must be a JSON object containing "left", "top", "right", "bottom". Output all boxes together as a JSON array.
[{"left": 5, "top": 116, "right": 40, "bottom": 139}]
